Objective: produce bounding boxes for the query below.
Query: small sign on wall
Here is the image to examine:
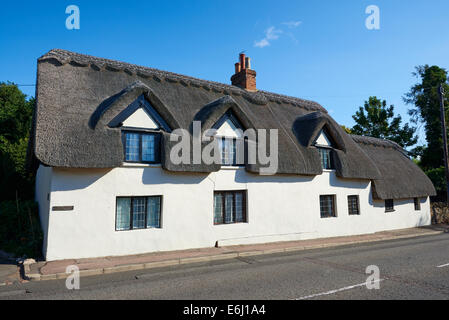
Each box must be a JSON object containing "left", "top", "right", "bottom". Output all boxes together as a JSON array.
[{"left": 52, "top": 206, "right": 74, "bottom": 212}]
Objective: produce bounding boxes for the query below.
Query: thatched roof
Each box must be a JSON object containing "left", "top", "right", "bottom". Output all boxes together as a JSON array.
[
  {"left": 30, "top": 49, "right": 436, "bottom": 199},
  {"left": 352, "top": 135, "right": 436, "bottom": 199}
]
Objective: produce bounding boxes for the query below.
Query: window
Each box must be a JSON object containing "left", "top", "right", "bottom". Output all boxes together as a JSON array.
[
  {"left": 124, "top": 132, "right": 161, "bottom": 163},
  {"left": 315, "top": 129, "right": 335, "bottom": 170},
  {"left": 218, "top": 137, "right": 237, "bottom": 166},
  {"left": 318, "top": 148, "right": 333, "bottom": 170},
  {"left": 385, "top": 199, "right": 395, "bottom": 213},
  {"left": 212, "top": 112, "right": 245, "bottom": 167},
  {"left": 116, "top": 196, "right": 162, "bottom": 231},
  {"left": 217, "top": 137, "right": 245, "bottom": 167},
  {"left": 348, "top": 195, "right": 360, "bottom": 215},
  {"left": 414, "top": 198, "right": 421, "bottom": 211},
  {"left": 320, "top": 195, "right": 337, "bottom": 218},
  {"left": 214, "top": 191, "right": 247, "bottom": 225},
  {"left": 142, "top": 134, "right": 156, "bottom": 162}
]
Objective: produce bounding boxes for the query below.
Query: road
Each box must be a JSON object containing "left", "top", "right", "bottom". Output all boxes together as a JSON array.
[{"left": 1, "top": 233, "right": 449, "bottom": 300}]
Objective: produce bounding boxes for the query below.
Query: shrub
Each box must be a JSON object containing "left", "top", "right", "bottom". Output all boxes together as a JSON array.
[
  {"left": 0, "top": 200, "right": 43, "bottom": 259},
  {"left": 426, "top": 167, "right": 446, "bottom": 192},
  {"left": 431, "top": 202, "right": 449, "bottom": 224}
]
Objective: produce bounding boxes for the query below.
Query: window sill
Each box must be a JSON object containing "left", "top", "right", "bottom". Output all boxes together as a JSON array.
[
  {"left": 122, "top": 162, "right": 162, "bottom": 168},
  {"left": 115, "top": 228, "right": 162, "bottom": 232},
  {"left": 214, "top": 222, "right": 249, "bottom": 226},
  {"left": 220, "top": 166, "right": 245, "bottom": 170}
]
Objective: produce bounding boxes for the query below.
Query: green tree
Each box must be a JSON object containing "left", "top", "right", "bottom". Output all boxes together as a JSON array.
[
  {"left": 404, "top": 65, "right": 449, "bottom": 170},
  {"left": 0, "top": 82, "right": 35, "bottom": 201},
  {"left": 351, "top": 96, "right": 417, "bottom": 149},
  {"left": 341, "top": 125, "right": 352, "bottom": 134}
]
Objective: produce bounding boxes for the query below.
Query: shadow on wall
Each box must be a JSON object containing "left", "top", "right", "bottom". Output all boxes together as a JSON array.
[
  {"left": 418, "top": 198, "right": 431, "bottom": 226},
  {"left": 328, "top": 173, "right": 370, "bottom": 190},
  {"left": 233, "top": 169, "right": 372, "bottom": 186},
  {"left": 141, "top": 168, "right": 210, "bottom": 185},
  {"left": 415, "top": 213, "right": 431, "bottom": 227},
  {"left": 51, "top": 168, "right": 113, "bottom": 192},
  {"left": 369, "top": 192, "right": 384, "bottom": 209},
  {"left": 234, "top": 169, "right": 315, "bottom": 184}
]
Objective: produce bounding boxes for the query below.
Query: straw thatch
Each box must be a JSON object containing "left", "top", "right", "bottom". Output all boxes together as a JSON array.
[
  {"left": 352, "top": 135, "right": 436, "bottom": 199},
  {"left": 29, "top": 49, "right": 436, "bottom": 199}
]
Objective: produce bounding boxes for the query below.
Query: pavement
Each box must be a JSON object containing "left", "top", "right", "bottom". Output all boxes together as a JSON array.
[
  {"left": 0, "top": 259, "right": 20, "bottom": 287},
  {"left": 1, "top": 230, "right": 449, "bottom": 300},
  {"left": 23, "top": 225, "right": 448, "bottom": 283}
]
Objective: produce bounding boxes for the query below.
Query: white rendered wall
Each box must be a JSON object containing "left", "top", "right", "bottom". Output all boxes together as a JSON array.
[
  {"left": 215, "top": 119, "right": 243, "bottom": 138},
  {"left": 122, "top": 108, "right": 159, "bottom": 129},
  {"left": 40, "top": 165, "right": 432, "bottom": 261},
  {"left": 315, "top": 130, "right": 332, "bottom": 147}
]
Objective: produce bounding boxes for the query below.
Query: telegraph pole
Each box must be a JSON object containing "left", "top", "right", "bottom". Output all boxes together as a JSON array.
[{"left": 438, "top": 84, "right": 449, "bottom": 203}]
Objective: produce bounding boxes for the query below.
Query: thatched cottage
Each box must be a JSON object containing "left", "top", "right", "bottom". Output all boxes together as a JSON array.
[{"left": 29, "top": 49, "right": 436, "bottom": 261}]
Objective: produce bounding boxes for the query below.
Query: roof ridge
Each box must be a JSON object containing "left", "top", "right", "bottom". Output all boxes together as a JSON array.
[
  {"left": 38, "top": 49, "right": 325, "bottom": 112},
  {"left": 351, "top": 134, "right": 404, "bottom": 151}
]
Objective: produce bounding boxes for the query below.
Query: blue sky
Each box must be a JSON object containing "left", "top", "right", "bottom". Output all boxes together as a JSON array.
[{"left": 1, "top": 1, "right": 448, "bottom": 144}]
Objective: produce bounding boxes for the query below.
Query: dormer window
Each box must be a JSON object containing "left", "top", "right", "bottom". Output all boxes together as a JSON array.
[
  {"left": 218, "top": 138, "right": 237, "bottom": 166},
  {"left": 124, "top": 132, "right": 161, "bottom": 163},
  {"left": 318, "top": 148, "right": 333, "bottom": 170},
  {"left": 109, "top": 95, "right": 171, "bottom": 165},
  {"left": 212, "top": 112, "right": 245, "bottom": 167},
  {"left": 314, "top": 129, "right": 335, "bottom": 170}
]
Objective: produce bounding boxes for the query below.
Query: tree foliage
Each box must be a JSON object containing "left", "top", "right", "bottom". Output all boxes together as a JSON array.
[
  {"left": 0, "top": 82, "right": 35, "bottom": 201},
  {"left": 351, "top": 96, "right": 417, "bottom": 149},
  {"left": 341, "top": 125, "right": 352, "bottom": 134},
  {"left": 404, "top": 65, "right": 449, "bottom": 170}
]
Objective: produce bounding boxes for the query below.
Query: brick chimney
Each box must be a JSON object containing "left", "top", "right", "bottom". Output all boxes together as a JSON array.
[{"left": 231, "top": 53, "right": 257, "bottom": 91}]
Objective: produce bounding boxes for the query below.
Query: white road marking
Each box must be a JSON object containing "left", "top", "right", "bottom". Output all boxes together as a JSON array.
[
  {"left": 293, "top": 279, "right": 384, "bottom": 300},
  {"left": 437, "top": 263, "right": 449, "bottom": 268}
]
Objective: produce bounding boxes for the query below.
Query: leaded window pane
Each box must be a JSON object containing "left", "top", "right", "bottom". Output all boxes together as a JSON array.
[
  {"left": 214, "top": 191, "right": 247, "bottom": 225},
  {"left": 124, "top": 132, "right": 160, "bottom": 163},
  {"left": 132, "top": 198, "right": 146, "bottom": 229},
  {"left": 214, "top": 194, "right": 223, "bottom": 224},
  {"left": 414, "top": 198, "right": 421, "bottom": 211},
  {"left": 142, "top": 134, "right": 156, "bottom": 162},
  {"left": 235, "top": 193, "right": 244, "bottom": 223},
  {"left": 125, "top": 133, "right": 140, "bottom": 162},
  {"left": 219, "top": 138, "right": 236, "bottom": 166},
  {"left": 319, "top": 148, "right": 332, "bottom": 170},
  {"left": 224, "top": 193, "right": 234, "bottom": 224},
  {"left": 320, "top": 195, "right": 336, "bottom": 218},
  {"left": 385, "top": 199, "right": 394, "bottom": 212},
  {"left": 348, "top": 195, "right": 360, "bottom": 215},
  {"left": 116, "top": 198, "right": 131, "bottom": 231},
  {"left": 147, "top": 196, "right": 161, "bottom": 228}
]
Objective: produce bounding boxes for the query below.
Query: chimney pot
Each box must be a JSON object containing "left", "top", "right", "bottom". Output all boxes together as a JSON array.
[
  {"left": 235, "top": 63, "right": 241, "bottom": 74},
  {"left": 231, "top": 54, "right": 257, "bottom": 91},
  {"left": 239, "top": 53, "right": 246, "bottom": 69}
]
